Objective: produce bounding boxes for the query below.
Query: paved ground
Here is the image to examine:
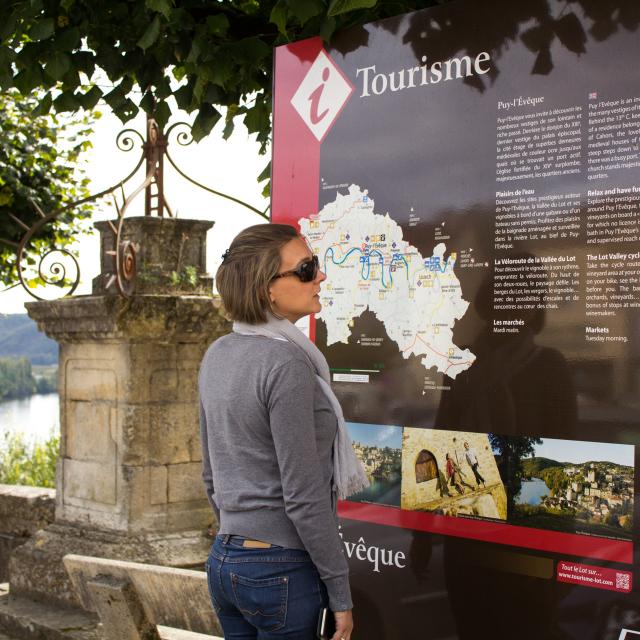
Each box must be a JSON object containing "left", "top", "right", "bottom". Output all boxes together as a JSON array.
[{"left": 0, "top": 586, "right": 16, "bottom": 638}]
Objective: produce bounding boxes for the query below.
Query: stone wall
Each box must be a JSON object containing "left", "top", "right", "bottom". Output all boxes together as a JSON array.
[
  {"left": 0, "top": 485, "right": 55, "bottom": 581},
  {"left": 401, "top": 428, "right": 508, "bottom": 520}
]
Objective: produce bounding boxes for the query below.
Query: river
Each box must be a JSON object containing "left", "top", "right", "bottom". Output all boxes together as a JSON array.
[
  {"left": 0, "top": 393, "right": 60, "bottom": 449},
  {"left": 349, "top": 476, "right": 401, "bottom": 507},
  {"left": 516, "top": 477, "right": 549, "bottom": 505}
]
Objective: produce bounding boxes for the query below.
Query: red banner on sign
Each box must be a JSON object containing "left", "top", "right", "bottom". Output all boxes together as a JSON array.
[
  {"left": 556, "top": 560, "right": 633, "bottom": 593},
  {"left": 272, "top": 38, "right": 324, "bottom": 227},
  {"left": 338, "top": 501, "right": 633, "bottom": 564}
]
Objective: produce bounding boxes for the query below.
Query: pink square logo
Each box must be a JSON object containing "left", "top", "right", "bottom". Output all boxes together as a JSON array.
[{"left": 290, "top": 50, "right": 354, "bottom": 142}]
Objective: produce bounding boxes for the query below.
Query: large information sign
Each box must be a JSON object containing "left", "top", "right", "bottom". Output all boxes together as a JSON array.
[{"left": 272, "top": 1, "right": 639, "bottom": 637}]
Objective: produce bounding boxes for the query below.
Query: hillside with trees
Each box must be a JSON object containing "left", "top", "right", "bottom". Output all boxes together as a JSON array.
[
  {"left": 521, "top": 458, "right": 571, "bottom": 497},
  {"left": 0, "top": 314, "right": 57, "bottom": 365},
  {"left": 521, "top": 457, "right": 565, "bottom": 478}
]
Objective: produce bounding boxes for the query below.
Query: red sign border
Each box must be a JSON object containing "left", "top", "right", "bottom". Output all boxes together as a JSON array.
[{"left": 338, "top": 501, "right": 633, "bottom": 564}]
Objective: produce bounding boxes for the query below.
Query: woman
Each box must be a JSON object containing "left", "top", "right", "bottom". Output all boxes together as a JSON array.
[
  {"left": 445, "top": 453, "right": 465, "bottom": 495},
  {"left": 199, "top": 224, "right": 368, "bottom": 639}
]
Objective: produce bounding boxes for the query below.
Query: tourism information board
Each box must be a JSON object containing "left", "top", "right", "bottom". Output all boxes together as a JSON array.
[{"left": 272, "top": 0, "right": 639, "bottom": 637}]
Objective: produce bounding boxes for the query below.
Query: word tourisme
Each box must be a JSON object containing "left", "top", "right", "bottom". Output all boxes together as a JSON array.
[{"left": 356, "top": 52, "right": 491, "bottom": 98}]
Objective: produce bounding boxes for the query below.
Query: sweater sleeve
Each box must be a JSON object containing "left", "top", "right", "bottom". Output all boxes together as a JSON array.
[
  {"left": 266, "top": 358, "right": 353, "bottom": 612},
  {"left": 199, "top": 396, "right": 220, "bottom": 524}
]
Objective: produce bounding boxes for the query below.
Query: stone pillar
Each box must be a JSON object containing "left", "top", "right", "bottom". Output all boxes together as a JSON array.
[{"left": 10, "top": 217, "right": 230, "bottom": 607}]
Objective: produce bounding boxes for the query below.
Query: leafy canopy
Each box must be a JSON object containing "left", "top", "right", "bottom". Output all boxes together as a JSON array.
[
  {"left": 0, "top": 0, "right": 441, "bottom": 151},
  {"left": 0, "top": 88, "right": 95, "bottom": 287}
]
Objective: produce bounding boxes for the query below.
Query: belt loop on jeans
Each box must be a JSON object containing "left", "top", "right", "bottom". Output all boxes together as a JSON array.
[{"left": 222, "top": 534, "right": 231, "bottom": 544}]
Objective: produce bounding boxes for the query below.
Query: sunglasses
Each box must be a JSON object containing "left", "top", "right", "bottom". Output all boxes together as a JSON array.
[{"left": 272, "top": 255, "right": 320, "bottom": 283}]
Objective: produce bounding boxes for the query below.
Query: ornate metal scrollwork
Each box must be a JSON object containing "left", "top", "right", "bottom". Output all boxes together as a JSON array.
[
  {"left": 14, "top": 199, "right": 95, "bottom": 301},
  {"left": 114, "top": 239, "right": 139, "bottom": 297},
  {"left": 38, "top": 249, "right": 81, "bottom": 293},
  {"left": 4, "top": 114, "right": 268, "bottom": 301},
  {"left": 116, "top": 128, "right": 146, "bottom": 153},
  {"left": 164, "top": 122, "right": 268, "bottom": 219}
]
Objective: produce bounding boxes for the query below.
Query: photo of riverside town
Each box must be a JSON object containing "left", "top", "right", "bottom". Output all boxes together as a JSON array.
[
  {"left": 346, "top": 423, "right": 402, "bottom": 507},
  {"left": 502, "top": 437, "right": 635, "bottom": 540}
]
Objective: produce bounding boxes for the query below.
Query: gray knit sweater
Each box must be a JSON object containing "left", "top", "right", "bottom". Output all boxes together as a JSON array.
[{"left": 198, "top": 333, "right": 352, "bottom": 611}]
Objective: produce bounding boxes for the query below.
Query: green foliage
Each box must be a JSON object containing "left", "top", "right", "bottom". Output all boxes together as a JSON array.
[
  {"left": 170, "top": 265, "right": 199, "bottom": 289},
  {"left": 515, "top": 504, "right": 549, "bottom": 518},
  {"left": 512, "top": 503, "right": 632, "bottom": 540},
  {"left": 0, "top": 356, "right": 56, "bottom": 398},
  {"left": 521, "top": 458, "right": 571, "bottom": 495},
  {"left": 0, "top": 431, "right": 59, "bottom": 488},
  {"left": 539, "top": 466, "right": 569, "bottom": 496},
  {"left": 34, "top": 368, "right": 57, "bottom": 394},
  {"left": 182, "top": 265, "right": 199, "bottom": 288},
  {"left": 0, "top": 0, "right": 634, "bottom": 152},
  {"left": 489, "top": 434, "right": 542, "bottom": 514},
  {"left": 0, "top": 357, "right": 36, "bottom": 400},
  {"left": 521, "top": 456, "right": 563, "bottom": 477},
  {"left": 328, "top": 0, "right": 378, "bottom": 17},
  {"left": 0, "top": 88, "right": 97, "bottom": 287},
  {"left": 0, "top": 0, "right": 447, "bottom": 159}
]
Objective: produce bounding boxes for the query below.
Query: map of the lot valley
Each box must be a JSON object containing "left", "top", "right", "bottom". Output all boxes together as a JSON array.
[{"left": 299, "top": 185, "right": 476, "bottom": 379}]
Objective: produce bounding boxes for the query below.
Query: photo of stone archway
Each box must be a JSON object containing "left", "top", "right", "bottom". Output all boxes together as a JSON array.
[{"left": 401, "top": 428, "right": 507, "bottom": 520}]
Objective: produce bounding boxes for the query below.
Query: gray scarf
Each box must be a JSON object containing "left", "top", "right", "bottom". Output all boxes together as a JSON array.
[{"left": 233, "top": 314, "right": 369, "bottom": 500}]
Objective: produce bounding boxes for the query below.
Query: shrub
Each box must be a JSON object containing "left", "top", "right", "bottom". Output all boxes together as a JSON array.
[{"left": 0, "top": 431, "right": 59, "bottom": 488}]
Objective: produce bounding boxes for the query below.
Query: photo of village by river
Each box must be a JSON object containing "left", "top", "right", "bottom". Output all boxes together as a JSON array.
[
  {"left": 505, "top": 437, "right": 635, "bottom": 541},
  {"left": 347, "top": 423, "right": 402, "bottom": 507}
]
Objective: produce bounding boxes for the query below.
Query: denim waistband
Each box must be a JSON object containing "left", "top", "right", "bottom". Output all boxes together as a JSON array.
[
  {"left": 212, "top": 535, "right": 312, "bottom": 563},
  {"left": 218, "top": 534, "right": 268, "bottom": 547}
]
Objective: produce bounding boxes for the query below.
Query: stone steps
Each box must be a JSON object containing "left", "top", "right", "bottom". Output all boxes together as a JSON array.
[
  {"left": 0, "top": 590, "right": 99, "bottom": 640},
  {"left": 0, "top": 585, "right": 223, "bottom": 640}
]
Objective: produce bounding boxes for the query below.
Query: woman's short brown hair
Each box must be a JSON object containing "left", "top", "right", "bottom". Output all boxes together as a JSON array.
[{"left": 216, "top": 223, "right": 299, "bottom": 324}]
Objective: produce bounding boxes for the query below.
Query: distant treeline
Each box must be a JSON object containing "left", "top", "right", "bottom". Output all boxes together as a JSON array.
[
  {"left": 0, "top": 357, "right": 56, "bottom": 401},
  {"left": 521, "top": 457, "right": 563, "bottom": 477}
]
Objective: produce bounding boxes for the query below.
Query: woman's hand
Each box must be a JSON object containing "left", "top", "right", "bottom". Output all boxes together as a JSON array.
[{"left": 332, "top": 609, "right": 354, "bottom": 640}]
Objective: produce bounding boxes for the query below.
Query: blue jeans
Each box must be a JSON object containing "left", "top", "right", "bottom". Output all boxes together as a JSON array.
[{"left": 206, "top": 535, "right": 329, "bottom": 639}]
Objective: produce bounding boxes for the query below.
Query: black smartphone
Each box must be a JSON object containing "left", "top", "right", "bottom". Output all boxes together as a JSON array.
[{"left": 317, "top": 607, "right": 336, "bottom": 639}]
